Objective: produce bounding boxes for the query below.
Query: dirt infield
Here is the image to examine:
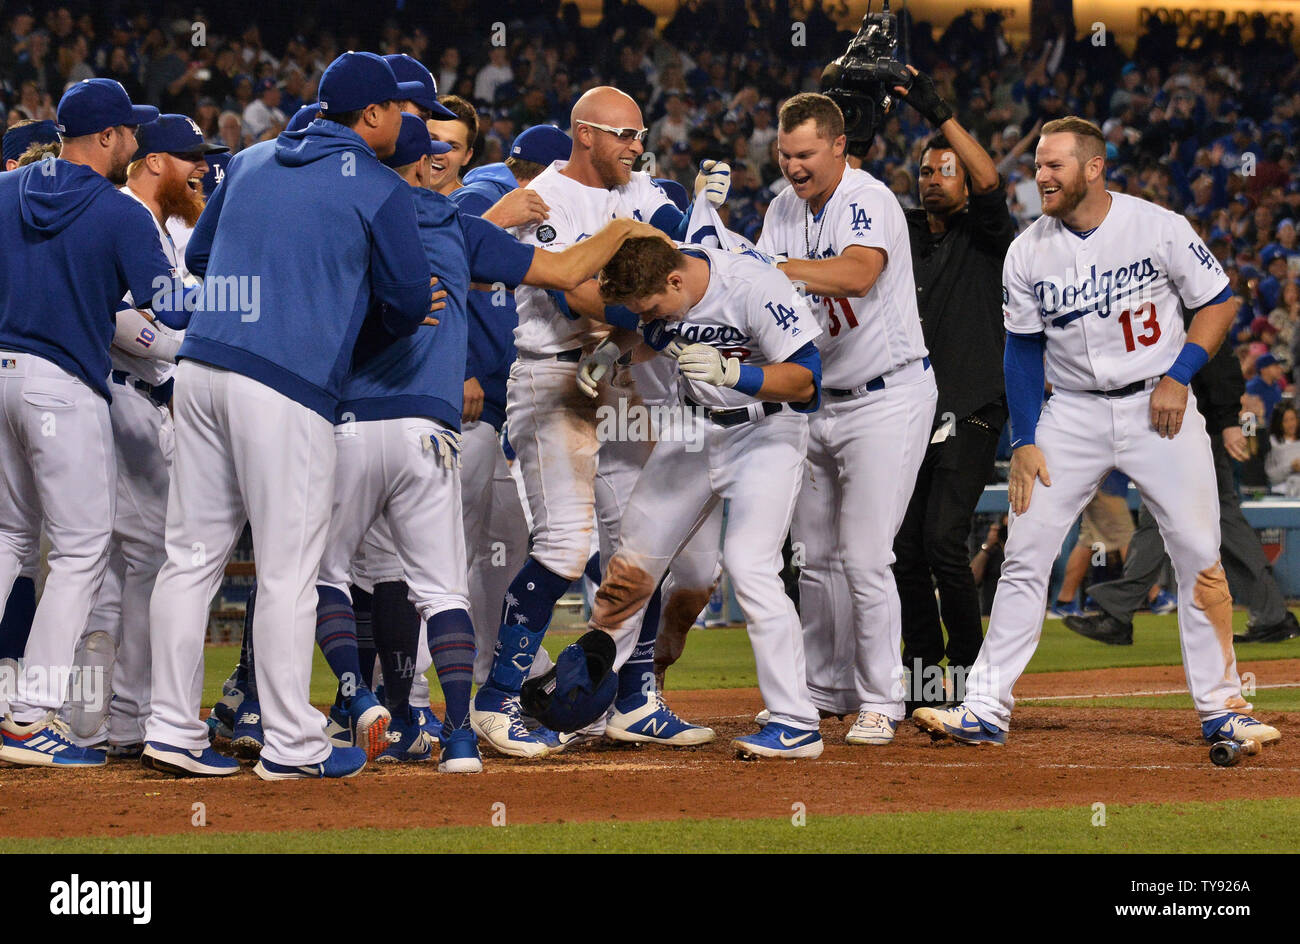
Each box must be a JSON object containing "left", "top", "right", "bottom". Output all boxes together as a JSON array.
[{"left": 3, "top": 660, "right": 1298, "bottom": 839}]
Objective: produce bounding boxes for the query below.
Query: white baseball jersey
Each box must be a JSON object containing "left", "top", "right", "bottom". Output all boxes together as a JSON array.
[
  {"left": 511, "top": 162, "right": 675, "bottom": 355},
  {"left": 1003, "top": 192, "right": 1229, "bottom": 391},
  {"left": 664, "top": 245, "right": 822, "bottom": 410},
  {"left": 113, "top": 186, "right": 188, "bottom": 386},
  {"left": 758, "top": 166, "right": 927, "bottom": 387}
]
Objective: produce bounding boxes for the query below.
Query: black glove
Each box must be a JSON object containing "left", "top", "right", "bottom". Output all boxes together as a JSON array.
[{"left": 901, "top": 69, "right": 954, "bottom": 127}]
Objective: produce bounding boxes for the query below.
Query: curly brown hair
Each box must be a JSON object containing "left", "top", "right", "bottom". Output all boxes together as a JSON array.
[{"left": 598, "top": 236, "right": 686, "bottom": 305}]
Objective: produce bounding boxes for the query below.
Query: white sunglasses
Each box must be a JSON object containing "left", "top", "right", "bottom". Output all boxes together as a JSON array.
[{"left": 576, "top": 119, "right": 648, "bottom": 143}]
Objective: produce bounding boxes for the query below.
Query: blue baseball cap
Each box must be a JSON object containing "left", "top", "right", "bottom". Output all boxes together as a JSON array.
[
  {"left": 317, "top": 51, "right": 425, "bottom": 115},
  {"left": 381, "top": 112, "right": 452, "bottom": 169},
  {"left": 56, "top": 78, "right": 158, "bottom": 137},
  {"left": 1257, "top": 353, "right": 1280, "bottom": 371},
  {"left": 133, "top": 114, "right": 229, "bottom": 160},
  {"left": 286, "top": 102, "right": 320, "bottom": 133},
  {"left": 1262, "top": 245, "right": 1286, "bottom": 266},
  {"left": 382, "top": 54, "right": 457, "bottom": 119},
  {"left": 200, "top": 152, "right": 230, "bottom": 197},
  {"left": 3, "top": 119, "right": 60, "bottom": 164},
  {"left": 510, "top": 124, "right": 571, "bottom": 166}
]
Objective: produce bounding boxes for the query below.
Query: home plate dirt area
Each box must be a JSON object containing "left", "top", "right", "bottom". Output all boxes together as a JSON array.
[{"left": 2, "top": 662, "right": 1297, "bottom": 839}]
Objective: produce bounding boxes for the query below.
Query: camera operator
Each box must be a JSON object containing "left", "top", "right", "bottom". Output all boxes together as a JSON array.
[{"left": 889, "top": 65, "right": 1017, "bottom": 715}]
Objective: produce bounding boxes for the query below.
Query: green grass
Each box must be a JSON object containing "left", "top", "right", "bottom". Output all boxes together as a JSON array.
[
  {"left": 6, "top": 797, "right": 1298, "bottom": 853},
  {"left": 202, "top": 609, "right": 1300, "bottom": 707}
]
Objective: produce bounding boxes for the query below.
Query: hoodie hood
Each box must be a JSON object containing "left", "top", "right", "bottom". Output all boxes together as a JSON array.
[
  {"left": 413, "top": 185, "right": 459, "bottom": 229},
  {"left": 275, "top": 120, "right": 377, "bottom": 167},
  {"left": 18, "top": 160, "right": 117, "bottom": 235},
  {"left": 462, "top": 162, "right": 517, "bottom": 196}
]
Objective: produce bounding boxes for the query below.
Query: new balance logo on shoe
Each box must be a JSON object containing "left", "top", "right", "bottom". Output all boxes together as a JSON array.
[
  {"left": 778, "top": 731, "right": 813, "bottom": 747},
  {"left": 49, "top": 874, "right": 151, "bottom": 924},
  {"left": 238, "top": 712, "right": 260, "bottom": 725},
  {"left": 641, "top": 718, "right": 669, "bottom": 737}
]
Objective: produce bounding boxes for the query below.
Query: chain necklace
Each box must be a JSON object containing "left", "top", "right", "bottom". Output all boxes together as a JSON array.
[{"left": 804, "top": 197, "right": 829, "bottom": 259}]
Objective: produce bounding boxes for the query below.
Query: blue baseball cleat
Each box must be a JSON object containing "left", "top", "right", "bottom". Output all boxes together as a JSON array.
[
  {"left": 912, "top": 704, "right": 1007, "bottom": 745},
  {"left": 1149, "top": 590, "right": 1178, "bottom": 615},
  {"left": 0, "top": 714, "right": 107, "bottom": 767},
  {"left": 377, "top": 714, "right": 434, "bottom": 763},
  {"left": 437, "top": 727, "right": 483, "bottom": 773},
  {"left": 344, "top": 687, "right": 391, "bottom": 761},
  {"left": 1201, "top": 713, "right": 1280, "bottom": 746},
  {"left": 411, "top": 704, "right": 442, "bottom": 741},
  {"left": 471, "top": 684, "right": 550, "bottom": 758},
  {"left": 230, "top": 699, "right": 264, "bottom": 758},
  {"left": 141, "top": 741, "right": 239, "bottom": 777},
  {"left": 325, "top": 702, "right": 351, "bottom": 747},
  {"left": 731, "top": 721, "right": 823, "bottom": 759},
  {"left": 254, "top": 745, "right": 367, "bottom": 780},
  {"left": 607, "top": 693, "right": 715, "bottom": 746}
]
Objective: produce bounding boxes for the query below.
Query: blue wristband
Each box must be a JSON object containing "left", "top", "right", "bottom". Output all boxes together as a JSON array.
[
  {"left": 734, "top": 363, "right": 765, "bottom": 396},
  {"left": 1165, "top": 342, "right": 1209, "bottom": 386}
]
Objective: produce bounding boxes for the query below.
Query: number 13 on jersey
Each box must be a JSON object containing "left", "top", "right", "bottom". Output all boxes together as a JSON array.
[{"left": 1118, "top": 301, "right": 1160, "bottom": 352}]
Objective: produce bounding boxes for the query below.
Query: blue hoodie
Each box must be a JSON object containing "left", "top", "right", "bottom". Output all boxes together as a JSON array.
[
  {"left": 180, "top": 122, "right": 431, "bottom": 419},
  {"left": 457, "top": 163, "right": 517, "bottom": 216},
  {"left": 338, "top": 186, "right": 533, "bottom": 430},
  {"left": 451, "top": 163, "right": 524, "bottom": 430},
  {"left": 0, "top": 161, "right": 180, "bottom": 401}
]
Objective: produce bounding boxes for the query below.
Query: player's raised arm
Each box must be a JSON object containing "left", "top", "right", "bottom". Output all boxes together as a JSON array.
[
  {"left": 893, "top": 65, "right": 1000, "bottom": 195},
  {"left": 522, "top": 219, "right": 671, "bottom": 292}
]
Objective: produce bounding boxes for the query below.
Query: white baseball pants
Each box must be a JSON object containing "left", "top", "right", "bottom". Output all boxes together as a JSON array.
[
  {"left": 794, "top": 362, "right": 936, "bottom": 721},
  {"left": 81, "top": 380, "right": 173, "bottom": 744},
  {"left": 317, "top": 416, "right": 469, "bottom": 619},
  {"left": 591, "top": 410, "right": 817, "bottom": 730},
  {"left": 146, "top": 361, "right": 334, "bottom": 766},
  {"left": 0, "top": 352, "right": 116, "bottom": 722},
  {"left": 966, "top": 387, "right": 1246, "bottom": 728}
]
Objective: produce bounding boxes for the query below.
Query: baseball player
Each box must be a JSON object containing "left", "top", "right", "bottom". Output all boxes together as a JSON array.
[
  {"left": 0, "top": 78, "right": 190, "bottom": 768},
  {"left": 757, "top": 93, "right": 936, "bottom": 745},
  {"left": 62, "top": 116, "right": 226, "bottom": 755},
  {"left": 314, "top": 114, "right": 670, "bottom": 768},
  {"left": 470, "top": 86, "right": 729, "bottom": 757},
  {"left": 915, "top": 116, "right": 1280, "bottom": 749},
  {"left": 584, "top": 236, "right": 824, "bottom": 758},
  {"left": 142, "top": 52, "right": 433, "bottom": 780},
  {"left": 0, "top": 130, "right": 61, "bottom": 722},
  {"left": 448, "top": 123, "right": 571, "bottom": 688}
]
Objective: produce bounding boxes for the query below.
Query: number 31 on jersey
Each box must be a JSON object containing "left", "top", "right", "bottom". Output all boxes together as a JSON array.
[{"left": 820, "top": 296, "right": 859, "bottom": 337}]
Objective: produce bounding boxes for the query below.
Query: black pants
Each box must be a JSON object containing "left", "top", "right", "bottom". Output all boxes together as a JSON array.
[
  {"left": 894, "top": 417, "right": 1002, "bottom": 678},
  {"left": 1089, "top": 439, "right": 1287, "bottom": 625}
]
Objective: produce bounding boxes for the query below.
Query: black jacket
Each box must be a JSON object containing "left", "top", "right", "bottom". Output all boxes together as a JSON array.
[{"left": 905, "top": 181, "right": 1017, "bottom": 425}]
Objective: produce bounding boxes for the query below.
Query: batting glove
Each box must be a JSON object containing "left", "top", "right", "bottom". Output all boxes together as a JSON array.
[
  {"left": 898, "top": 68, "right": 953, "bottom": 127},
  {"left": 677, "top": 343, "right": 741, "bottom": 388},
  {"left": 422, "top": 427, "right": 464, "bottom": 469},
  {"left": 577, "top": 339, "right": 621, "bottom": 398},
  {"left": 694, "top": 160, "right": 731, "bottom": 206}
]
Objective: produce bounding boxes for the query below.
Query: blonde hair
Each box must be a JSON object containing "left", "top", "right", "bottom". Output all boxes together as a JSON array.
[{"left": 1041, "top": 116, "right": 1105, "bottom": 163}]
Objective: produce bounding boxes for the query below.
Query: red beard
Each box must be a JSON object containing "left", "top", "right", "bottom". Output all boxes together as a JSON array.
[{"left": 158, "top": 170, "right": 206, "bottom": 228}]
